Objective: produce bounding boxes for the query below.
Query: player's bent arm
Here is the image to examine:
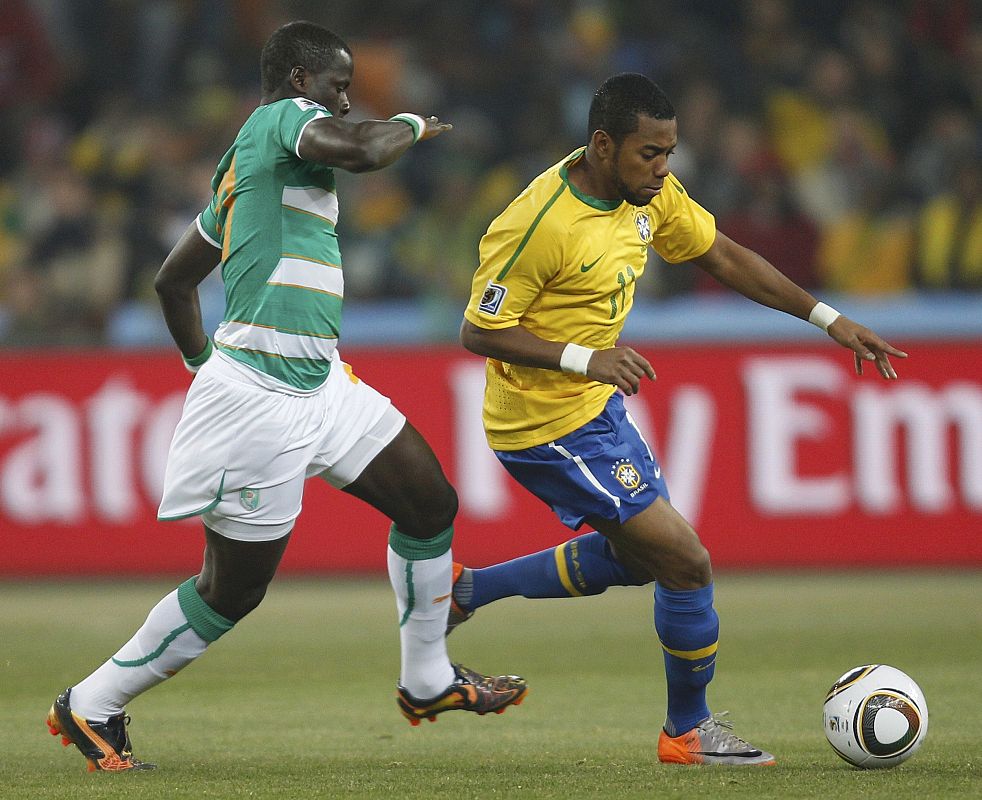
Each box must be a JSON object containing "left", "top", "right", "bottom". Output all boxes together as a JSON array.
[
  {"left": 692, "top": 230, "right": 907, "bottom": 380},
  {"left": 460, "top": 318, "right": 567, "bottom": 368},
  {"left": 299, "top": 115, "right": 450, "bottom": 173},
  {"left": 460, "top": 319, "right": 655, "bottom": 396},
  {"left": 154, "top": 221, "right": 220, "bottom": 361}
]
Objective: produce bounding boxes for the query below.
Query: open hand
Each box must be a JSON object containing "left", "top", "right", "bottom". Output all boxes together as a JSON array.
[
  {"left": 420, "top": 116, "right": 452, "bottom": 140},
  {"left": 828, "top": 316, "right": 908, "bottom": 380}
]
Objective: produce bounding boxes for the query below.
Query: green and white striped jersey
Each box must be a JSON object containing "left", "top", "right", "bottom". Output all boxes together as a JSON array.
[{"left": 197, "top": 97, "right": 343, "bottom": 390}]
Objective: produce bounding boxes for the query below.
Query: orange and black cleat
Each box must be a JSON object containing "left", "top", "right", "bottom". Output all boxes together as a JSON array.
[
  {"left": 46, "top": 688, "right": 155, "bottom": 772},
  {"left": 397, "top": 663, "right": 528, "bottom": 726}
]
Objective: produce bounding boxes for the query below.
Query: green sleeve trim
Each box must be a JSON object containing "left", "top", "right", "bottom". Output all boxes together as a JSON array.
[
  {"left": 177, "top": 578, "right": 235, "bottom": 643},
  {"left": 184, "top": 337, "right": 214, "bottom": 367},
  {"left": 388, "top": 524, "right": 453, "bottom": 560}
]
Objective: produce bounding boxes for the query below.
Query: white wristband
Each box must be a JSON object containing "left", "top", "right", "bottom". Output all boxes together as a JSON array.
[
  {"left": 808, "top": 302, "right": 841, "bottom": 332},
  {"left": 559, "top": 342, "right": 594, "bottom": 376},
  {"left": 389, "top": 113, "right": 427, "bottom": 144}
]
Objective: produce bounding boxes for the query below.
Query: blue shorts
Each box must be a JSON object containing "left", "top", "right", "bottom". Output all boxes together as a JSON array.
[{"left": 495, "top": 393, "right": 669, "bottom": 530}]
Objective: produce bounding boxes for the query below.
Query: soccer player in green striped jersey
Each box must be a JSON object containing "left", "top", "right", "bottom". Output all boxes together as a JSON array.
[{"left": 46, "top": 21, "right": 526, "bottom": 773}]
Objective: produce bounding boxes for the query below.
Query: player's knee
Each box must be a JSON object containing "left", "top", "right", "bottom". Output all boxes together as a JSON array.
[
  {"left": 400, "top": 479, "right": 458, "bottom": 538},
  {"left": 681, "top": 542, "right": 713, "bottom": 587},
  {"left": 422, "top": 479, "right": 458, "bottom": 534},
  {"left": 195, "top": 575, "right": 269, "bottom": 622},
  {"left": 655, "top": 528, "right": 712, "bottom": 589}
]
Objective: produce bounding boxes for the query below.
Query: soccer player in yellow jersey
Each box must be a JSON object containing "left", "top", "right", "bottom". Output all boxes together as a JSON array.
[{"left": 454, "top": 73, "right": 907, "bottom": 766}]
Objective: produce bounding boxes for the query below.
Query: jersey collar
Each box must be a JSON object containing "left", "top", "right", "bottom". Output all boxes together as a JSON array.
[{"left": 559, "top": 148, "right": 622, "bottom": 212}]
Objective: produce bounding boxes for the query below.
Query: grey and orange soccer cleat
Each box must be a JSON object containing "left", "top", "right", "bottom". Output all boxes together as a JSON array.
[
  {"left": 397, "top": 663, "right": 528, "bottom": 726},
  {"left": 445, "top": 562, "right": 474, "bottom": 636},
  {"left": 657, "top": 713, "right": 776, "bottom": 766},
  {"left": 46, "top": 688, "right": 155, "bottom": 772}
]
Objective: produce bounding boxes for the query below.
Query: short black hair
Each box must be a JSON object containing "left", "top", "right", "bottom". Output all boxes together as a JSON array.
[
  {"left": 588, "top": 73, "right": 675, "bottom": 143},
  {"left": 260, "top": 21, "right": 351, "bottom": 95}
]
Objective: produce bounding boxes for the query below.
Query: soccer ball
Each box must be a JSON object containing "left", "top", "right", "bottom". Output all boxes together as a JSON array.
[{"left": 823, "top": 664, "right": 928, "bottom": 769}]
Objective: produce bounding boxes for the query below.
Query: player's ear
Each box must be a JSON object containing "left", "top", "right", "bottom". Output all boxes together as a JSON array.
[
  {"left": 591, "top": 129, "right": 614, "bottom": 159},
  {"left": 289, "top": 66, "right": 308, "bottom": 93}
]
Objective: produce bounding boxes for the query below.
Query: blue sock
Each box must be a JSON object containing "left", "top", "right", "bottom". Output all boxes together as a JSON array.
[
  {"left": 654, "top": 583, "right": 718, "bottom": 736},
  {"left": 467, "top": 532, "right": 645, "bottom": 610}
]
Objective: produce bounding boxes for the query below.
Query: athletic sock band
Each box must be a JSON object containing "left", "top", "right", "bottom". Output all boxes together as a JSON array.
[
  {"left": 177, "top": 578, "right": 235, "bottom": 642},
  {"left": 388, "top": 524, "right": 454, "bottom": 560}
]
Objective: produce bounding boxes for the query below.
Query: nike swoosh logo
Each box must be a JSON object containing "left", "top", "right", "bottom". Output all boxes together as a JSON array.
[
  {"left": 432, "top": 592, "right": 452, "bottom": 604},
  {"left": 580, "top": 254, "right": 605, "bottom": 272}
]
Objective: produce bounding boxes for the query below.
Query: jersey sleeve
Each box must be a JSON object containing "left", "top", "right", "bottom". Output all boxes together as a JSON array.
[
  {"left": 464, "top": 198, "right": 563, "bottom": 330},
  {"left": 275, "top": 98, "right": 331, "bottom": 160},
  {"left": 649, "top": 174, "right": 717, "bottom": 263},
  {"left": 196, "top": 203, "right": 222, "bottom": 248}
]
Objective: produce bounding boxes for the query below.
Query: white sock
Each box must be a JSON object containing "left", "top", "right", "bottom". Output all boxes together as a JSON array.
[
  {"left": 70, "top": 585, "right": 212, "bottom": 721},
  {"left": 387, "top": 545, "right": 456, "bottom": 699}
]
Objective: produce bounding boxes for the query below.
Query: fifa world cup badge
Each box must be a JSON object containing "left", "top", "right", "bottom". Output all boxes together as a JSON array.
[{"left": 479, "top": 281, "right": 507, "bottom": 315}]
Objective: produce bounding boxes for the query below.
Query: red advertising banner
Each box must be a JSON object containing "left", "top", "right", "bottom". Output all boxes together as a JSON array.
[{"left": 1, "top": 343, "right": 980, "bottom": 576}]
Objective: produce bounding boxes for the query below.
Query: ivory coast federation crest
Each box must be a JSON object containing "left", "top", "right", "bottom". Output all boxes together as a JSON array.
[
  {"left": 611, "top": 458, "right": 641, "bottom": 490},
  {"left": 635, "top": 211, "right": 652, "bottom": 244},
  {"left": 239, "top": 487, "right": 260, "bottom": 511}
]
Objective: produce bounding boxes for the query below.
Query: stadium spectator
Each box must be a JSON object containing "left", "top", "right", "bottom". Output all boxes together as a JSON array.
[
  {"left": 0, "top": 1, "right": 978, "bottom": 345},
  {"left": 915, "top": 152, "right": 982, "bottom": 290}
]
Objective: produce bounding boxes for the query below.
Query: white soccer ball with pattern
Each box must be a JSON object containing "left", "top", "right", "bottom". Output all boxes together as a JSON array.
[{"left": 823, "top": 664, "right": 928, "bottom": 769}]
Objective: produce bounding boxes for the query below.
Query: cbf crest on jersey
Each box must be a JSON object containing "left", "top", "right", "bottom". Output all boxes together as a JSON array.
[
  {"left": 635, "top": 211, "right": 652, "bottom": 244},
  {"left": 479, "top": 281, "right": 508, "bottom": 315}
]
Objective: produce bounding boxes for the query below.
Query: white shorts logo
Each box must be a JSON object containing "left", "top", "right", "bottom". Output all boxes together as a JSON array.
[
  {"left": 239, "top": 488, "right": 260, "bottom": 511},
  {"left": 479, "top": 281, "right": 508, "bottom": 315}
]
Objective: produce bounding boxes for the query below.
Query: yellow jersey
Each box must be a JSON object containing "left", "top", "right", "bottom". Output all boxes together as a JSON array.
[{"left": 464, "top": 148, "right": 716, "bottom": 450}]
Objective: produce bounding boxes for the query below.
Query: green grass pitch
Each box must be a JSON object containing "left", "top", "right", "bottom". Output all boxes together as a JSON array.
[{"left": 2, "top": 572, "right": 980, "bottom": 799}]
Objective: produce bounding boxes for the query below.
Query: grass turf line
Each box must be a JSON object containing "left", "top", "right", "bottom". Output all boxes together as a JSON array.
[{"left": 1, "top": 572, "right": 979, "bottom": 799}]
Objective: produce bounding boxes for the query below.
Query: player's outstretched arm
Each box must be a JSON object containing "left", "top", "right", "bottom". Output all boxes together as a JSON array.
[
  {"left": 460, "top": 319, "right": 655, "bottom": 395},
  {"left": 299, "top": 114, "right": 451, "bottom": 173},
  {"left": 692, "top": 230, "right": 908, "bottom": 380}
]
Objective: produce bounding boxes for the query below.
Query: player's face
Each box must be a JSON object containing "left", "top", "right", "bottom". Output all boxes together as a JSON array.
[
  {"left": 611, "top": 115, "right": 677, "bottom": 207},
  {"left": 305, "top": 51, "right": 354, "bottom": 117}
]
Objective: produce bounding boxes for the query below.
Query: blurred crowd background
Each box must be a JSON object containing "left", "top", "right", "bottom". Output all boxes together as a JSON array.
[{"left": 0, "top": 0, "right": 978, "bottom": 346}]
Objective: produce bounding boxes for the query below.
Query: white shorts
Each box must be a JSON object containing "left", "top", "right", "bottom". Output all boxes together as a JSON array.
[{"left": 158, "top": 350, "right": 405, "bottom": 541}]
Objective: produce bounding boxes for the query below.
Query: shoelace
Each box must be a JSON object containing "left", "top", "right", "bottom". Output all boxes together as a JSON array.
[{"left": 700, "top": 712, "right": 755, "bottom": 752}]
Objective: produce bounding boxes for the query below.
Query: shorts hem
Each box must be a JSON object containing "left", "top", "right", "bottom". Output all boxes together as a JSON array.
[{"left": 203, "top": 513, "right": 295, "bottom": 542}]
